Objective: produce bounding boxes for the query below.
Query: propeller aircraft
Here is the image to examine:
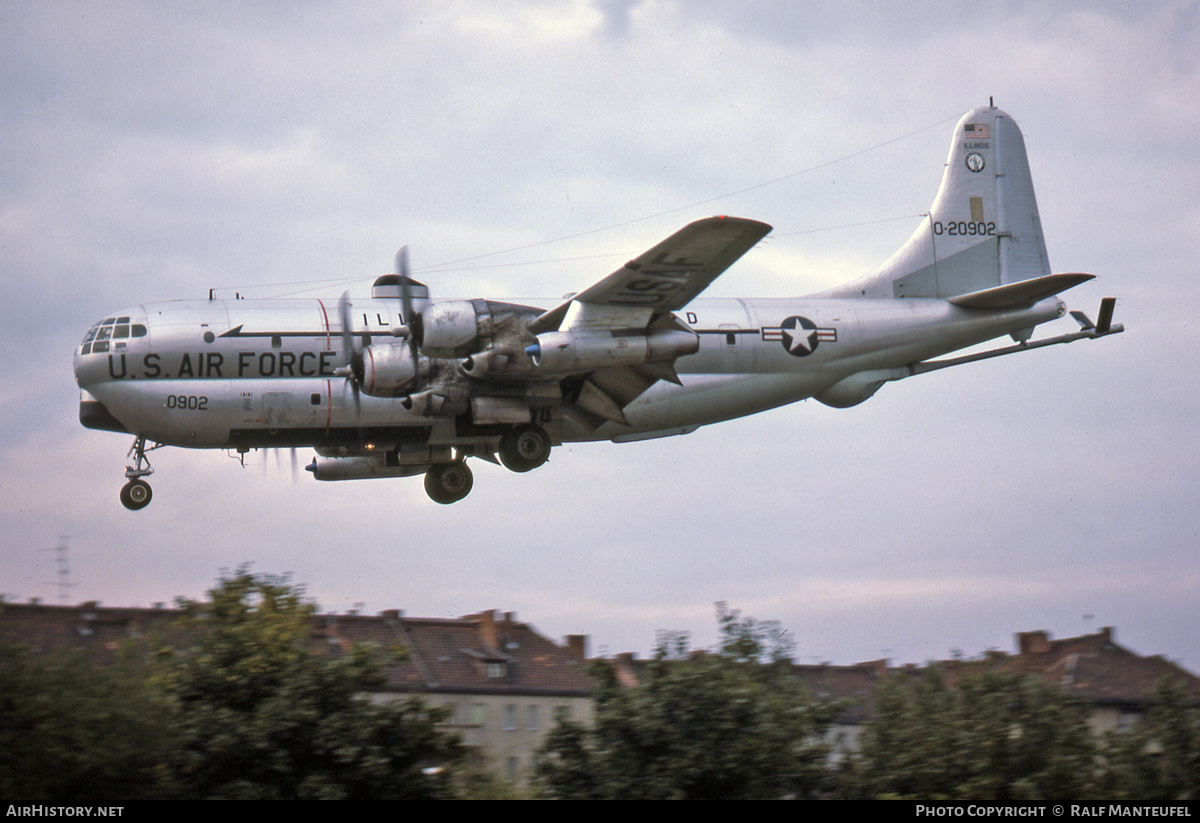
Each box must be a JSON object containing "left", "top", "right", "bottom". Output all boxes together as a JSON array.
[{"left": 75, "top": 104, "right": 1122, "bottom": 509}]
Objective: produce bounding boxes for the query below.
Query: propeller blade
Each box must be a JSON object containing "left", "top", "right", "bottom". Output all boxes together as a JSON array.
[
  {"left": 338, "top": 290, "right": 356, "bottom": 365},
  {"left": 396, "top": 246, "right": 412, "bottom": 324},
  {"left": 337, "top": 290, "right": 362, "bottom": 421},
  {"left": 396, "top": 246, "right": 422, "bottom": 391}
]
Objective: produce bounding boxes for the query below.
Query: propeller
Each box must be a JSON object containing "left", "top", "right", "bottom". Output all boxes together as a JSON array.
[
  {"left": 334, "top": 291, "right": 369, "bottom": 443},
  {"left": 332, "top": 250, "right": 426, "bottom": 433},
  {"left": 263, "top": 447, "right": 302, "bottom": 482},
  {"left": 395, "top": 246, "right": 422, "bottom": 393},
  {"left": 336, "top": 290, "right": 362, "bottom": 419}
]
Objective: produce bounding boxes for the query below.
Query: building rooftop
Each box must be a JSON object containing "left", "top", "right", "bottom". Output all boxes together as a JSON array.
[
  {"left": 0, "top": 601, "right": 594, "bottom": 697},
  {"left": 999, "top": 626, "right": 1200, "bottom": 706},
  {"left": 315, "top": 609, "right": 594, "bottom": 697}
]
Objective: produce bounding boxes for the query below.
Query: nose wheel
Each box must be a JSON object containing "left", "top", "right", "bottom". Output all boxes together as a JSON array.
[
  {"left": 120, "top": 436, "right": 158, "bottom": 511},
  {"left": 120, "top": 479, "right": 153, "bottom": 510}
]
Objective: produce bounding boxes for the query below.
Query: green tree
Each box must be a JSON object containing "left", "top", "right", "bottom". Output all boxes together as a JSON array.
[
  {"left": 842, "top": 665, "right": 1097, "bottom": 800},
  {"left": 0, "top": 644, "right": 178, "bottom": 800},
  {"left": 535, "top": 608, "right": 840, "bottom": 799},
  {"left": 161, "top": 570, "right": 462, "bottom": 799},
  {"left": 1098, "top": 677, "right": 1200, "bottom": 801},
  {"left": 716, "top": 601, "right": 795, "bottom": 664}
]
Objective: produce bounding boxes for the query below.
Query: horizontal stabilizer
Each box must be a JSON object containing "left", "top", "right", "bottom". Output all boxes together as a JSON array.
[{"left": 947, "top": 272, "right": 1095, "bottom": 309}]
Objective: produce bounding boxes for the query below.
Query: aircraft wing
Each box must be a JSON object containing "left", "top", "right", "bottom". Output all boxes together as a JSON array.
[{"left": 527, "top": 216, "right": 772, "bottom": 334}]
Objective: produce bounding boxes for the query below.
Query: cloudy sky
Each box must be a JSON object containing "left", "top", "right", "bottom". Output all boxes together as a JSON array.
[{"left": 3, "top": 1, "right": 1198, "bottom": 670}]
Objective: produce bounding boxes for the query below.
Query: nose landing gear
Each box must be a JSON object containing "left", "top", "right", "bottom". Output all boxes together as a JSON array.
[
  {"left": 120, "top": 478, "right": 152, "bottom": 510},
  {"left": 120, "top": 436, "right": 159, "bottom": 511}
]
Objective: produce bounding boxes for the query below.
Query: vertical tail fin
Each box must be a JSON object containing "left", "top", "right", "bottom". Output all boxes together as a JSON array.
[{"left": 826, "top": 105, "right": 1052, "bottom": 300}]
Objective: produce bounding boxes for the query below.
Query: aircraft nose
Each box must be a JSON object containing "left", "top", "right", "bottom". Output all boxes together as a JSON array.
[{"left": 73, "top": 312, "right": 147, "bottom": 387}]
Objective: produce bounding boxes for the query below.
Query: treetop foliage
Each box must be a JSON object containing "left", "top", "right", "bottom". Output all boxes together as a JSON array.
[
  {"left": 536, "top": 604, "right": 841, "bottom": 799},
  {"left": 162, "top": 569, "right": 461, "bottom": 799},
  {"left": 2, "top": 569, "right": 462, "bottom": 801}
]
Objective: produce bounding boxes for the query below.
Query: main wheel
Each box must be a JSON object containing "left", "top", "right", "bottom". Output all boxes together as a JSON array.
[
  {"left": 424, "top": 461, "right": 473, "bottom": 504},
  {"left": 120, "top": 479, "right": 153, "bottom": 511},
  {"left": 498, "top": 423, "right": 551, "bottom": 473}
]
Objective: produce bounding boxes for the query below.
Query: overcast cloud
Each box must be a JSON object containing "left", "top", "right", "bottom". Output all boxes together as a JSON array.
[{"left": 2, "top": 1, "right": 1197, "bottom": 669}]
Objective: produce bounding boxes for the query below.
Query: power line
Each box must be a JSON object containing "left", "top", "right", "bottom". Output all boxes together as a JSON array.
[{"left": 216, "top": 111, "right": 958, "bottom": 295}]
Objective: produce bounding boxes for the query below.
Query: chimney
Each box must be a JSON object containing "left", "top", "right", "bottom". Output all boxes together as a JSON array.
[
  {"left": 613, "top": 652, "right": 640, "bottom": 687},
  {"left": 1018, "top": 631, "right": 1051, "bottom": 655},
  {"left": 1099, "top": 626, "right": 1114, "bottom": 643},
  {"left": 564, "top": 634, "right": 588, "bottom": 662},
  {"left": 478, "top": 609, "right": 498, "bottom": 651},
  {"left": 856, "top": 659, "right": 890, "bottom": 675}
]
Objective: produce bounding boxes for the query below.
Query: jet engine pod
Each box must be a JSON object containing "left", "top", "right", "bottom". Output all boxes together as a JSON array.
[
  {"left": 357, "top": 342, "right": 419, "bottom": 397},
  {"left": 525, "top": 329, "right": 698, "bottom": 373}
]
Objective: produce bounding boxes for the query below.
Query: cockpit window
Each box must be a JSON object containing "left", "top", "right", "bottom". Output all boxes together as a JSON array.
[{"left": 81, "top": 318, "right": 146, "bottom": 355}]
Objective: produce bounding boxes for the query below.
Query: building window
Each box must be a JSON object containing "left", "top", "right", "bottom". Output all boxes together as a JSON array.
[
  {"left": 487, "top": 662, "right": 505, "bottom": 678},
  {"left": 527, "top": 705, "right": 539, "bottom": 731},
  {"left": 469, "top": 704, "right": 486, "bottom": 727},
  {"left": 504, "top": 704, "right": 517, "bottom": 731}
]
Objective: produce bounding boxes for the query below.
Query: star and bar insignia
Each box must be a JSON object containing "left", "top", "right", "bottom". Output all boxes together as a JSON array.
[{"left": 761, "top": 316, "right": 837, "bottom": 357}]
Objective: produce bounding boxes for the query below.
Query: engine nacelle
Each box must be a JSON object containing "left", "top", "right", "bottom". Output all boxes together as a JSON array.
[
  {"left": 460, "top": 345, "right": 513, "bottom": 376},
  {"left": 420, "top": 300, "right": 485, "bottom": 358},
  {"left": 357, "top": 342, "right": 419, "bottom": 397},
  {"left": 525, "top": 328, "right": 698, "bottom": 373}
]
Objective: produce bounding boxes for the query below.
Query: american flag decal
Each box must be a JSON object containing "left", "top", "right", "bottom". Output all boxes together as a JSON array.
[{"left": 964, "top": 123, "right": 990, "bottom": 139}]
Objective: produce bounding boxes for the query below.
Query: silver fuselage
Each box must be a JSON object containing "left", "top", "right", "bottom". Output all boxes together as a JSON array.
[{"left": 74, "top": 294, "right": 1063, "bottom": 451}]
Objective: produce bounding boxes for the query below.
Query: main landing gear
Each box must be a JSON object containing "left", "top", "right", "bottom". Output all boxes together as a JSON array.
[
  {"left": 120, "top": 436, "right": 158, "bottom": 511},
  {"left": 424, "top": 460, "right": 474, "bottom": 505},
  {"left": 421, "top": 423, "right": 552, "bottom": 504},
  {"left": 497, "top": 423, "right": 552, "bottom": 473}
]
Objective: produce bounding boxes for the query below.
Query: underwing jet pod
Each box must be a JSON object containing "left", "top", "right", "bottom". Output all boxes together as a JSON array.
[{"left": 74, "top": 105, "right": 1122, "bottom": 508}]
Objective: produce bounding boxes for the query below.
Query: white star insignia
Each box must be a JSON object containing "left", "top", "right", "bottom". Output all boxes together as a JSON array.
[{"left": 782, "top": 322, "right": 817, "bottom": 354}]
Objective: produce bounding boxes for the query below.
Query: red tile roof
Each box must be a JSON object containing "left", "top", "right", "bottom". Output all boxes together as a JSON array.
[{"left": 0, "top": 602, "right": 594, "bottom": 697}]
